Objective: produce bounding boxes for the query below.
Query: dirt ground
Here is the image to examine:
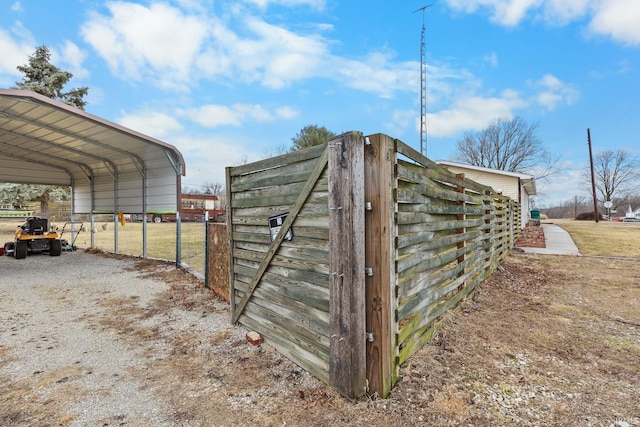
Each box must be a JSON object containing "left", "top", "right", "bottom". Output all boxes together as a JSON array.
[
  {"left": 515, "top": 224, "right": 546, "bottom": 248},
  {"left": 1, "top": 250, "right": 639, "bottom": 426}
]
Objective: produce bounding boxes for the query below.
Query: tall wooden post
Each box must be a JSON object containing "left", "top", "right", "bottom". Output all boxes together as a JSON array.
[
  {"left": 363, "top": 134, "right": 395, "bottom": 398},
  {"left": 328, "top": 132, "right": 366, "bottom": 398}
]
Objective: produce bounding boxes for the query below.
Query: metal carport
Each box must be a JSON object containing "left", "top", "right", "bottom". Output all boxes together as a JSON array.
[{"left": 0, "top": 88, "right": 186, "bottom": 258}]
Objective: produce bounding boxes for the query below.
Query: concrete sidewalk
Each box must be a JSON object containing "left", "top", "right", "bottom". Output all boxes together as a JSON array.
[{"left": 519, "top": 223, "right": 580, "bottom": 255}]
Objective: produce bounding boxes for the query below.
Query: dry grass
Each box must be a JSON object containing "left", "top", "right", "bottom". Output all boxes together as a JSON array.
[
  {"left": 397, "top": 253, "right": 640, "bottom": 425},
  {"left": 551, "top": 218, "right": 640, "bottom": 257},
  {"left": 1, "top": 219, "right": 207, "bottom": 273},
  {"left": 2, "top": 218, "right": 640, "bottom": 425}
]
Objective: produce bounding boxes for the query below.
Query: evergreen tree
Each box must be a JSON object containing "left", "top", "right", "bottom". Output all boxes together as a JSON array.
[
  {"left": 15, "top": 45, "right": 88, "bottom": 110},
  {"left": 290, "top": 125, "right": 336, "bottom": 152},
  {"left": 3, "top": 45, "right": 83, "bottom": 215}
]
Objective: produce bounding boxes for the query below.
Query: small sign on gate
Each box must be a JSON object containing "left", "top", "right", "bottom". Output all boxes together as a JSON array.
[{"left": 268, "top": 213, "right": 292, "bottom": 242}]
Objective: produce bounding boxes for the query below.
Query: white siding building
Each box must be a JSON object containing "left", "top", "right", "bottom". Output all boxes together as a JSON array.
[{"left": 436, "top": 161, "right": 537, "bottom": 229}]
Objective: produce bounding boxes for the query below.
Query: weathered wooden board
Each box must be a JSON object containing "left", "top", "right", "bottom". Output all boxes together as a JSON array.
[
  {"left": 328, "top": 132, "right": 366, "bottom": 398},
  {"left": 227, "top": 141, "right": 333, "bottom": 389},
  {"left": 388, "top": 135, "right": 517, "bottom": 375},
  {"left": 225, "top": 131, "right": 523, "bottom": 400}
]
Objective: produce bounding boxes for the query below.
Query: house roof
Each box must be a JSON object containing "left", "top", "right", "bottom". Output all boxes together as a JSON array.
[{"left": 436, "top": 160, "right": 537, "bottom": 196}]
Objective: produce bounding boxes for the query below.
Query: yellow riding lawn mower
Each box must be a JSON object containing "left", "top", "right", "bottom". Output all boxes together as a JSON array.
[{"left": 3, "top": 217, "right": 63, "bottom": 259}]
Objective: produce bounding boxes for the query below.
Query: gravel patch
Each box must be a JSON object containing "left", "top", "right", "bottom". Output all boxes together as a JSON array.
[
  {"left": 0, "top": 252, "right": 177, "bottom": 425},
  {"left": 0, "top": 250, "right": 323, "bottom": 427}
]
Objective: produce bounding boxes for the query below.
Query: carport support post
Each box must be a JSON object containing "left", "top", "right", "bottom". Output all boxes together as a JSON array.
[
  {"left": 328, "top": 132, "right": 367, "bottom": 398},
  {"left": 114, "top": 213, "right": 119, "bottom": 253},
  {"left": 176, "top": 212, "right": 182, "bottom": 267}
]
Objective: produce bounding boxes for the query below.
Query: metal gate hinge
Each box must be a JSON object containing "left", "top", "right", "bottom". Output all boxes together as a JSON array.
[
  {"left": 365, "top": 201, "right": 372, "bottom": 211},
  {"left": 366, "top": 333, "right": 374, "bottom": 342},
  {"left": 365, "top": 267, "right": 373, "bottom": 276}
]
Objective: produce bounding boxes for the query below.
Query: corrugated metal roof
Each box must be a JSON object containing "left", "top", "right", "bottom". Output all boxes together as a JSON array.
[{"left": 0, "top": 89, "right": 185, "bottom": 214}]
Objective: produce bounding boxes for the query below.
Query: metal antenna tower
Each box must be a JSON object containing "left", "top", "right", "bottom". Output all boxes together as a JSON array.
[{"left": 413, "top": 4, "right": 432, "bottom": 156}]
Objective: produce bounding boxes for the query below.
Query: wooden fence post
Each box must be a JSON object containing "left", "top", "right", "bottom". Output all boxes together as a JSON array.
[
  {"left": 509, "top": 200, "right": 515, "bottom": 249},
  {"left": 363, "top": 134, "right": 395, "bottom": 398},
  {"left": 328, "top": 132, "right": 366, "bottom": 398},
  {"left": 483, "top": 190, "right": 493, "bottom": 271},
  {"left": 456, "top": 174, "right": 466, "bottom": 289}
]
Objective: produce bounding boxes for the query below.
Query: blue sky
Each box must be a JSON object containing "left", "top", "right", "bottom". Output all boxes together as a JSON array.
[{"left": 1, "top": 0, "right": 639, "bottom": 207}]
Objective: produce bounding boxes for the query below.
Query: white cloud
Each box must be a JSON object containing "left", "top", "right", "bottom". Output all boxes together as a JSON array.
[
  {"left": 177, "top": 103, "right": 298, "bottom": 128},
  {"left": 175, "top": 0, "right": 214, "bottom": 12},
  {"left": 534, "top": 160, "right": 586, "bottom": 207},
  {"left": 172, "top": 134, "right": 252, "bottom": 186},
  {"left": 531, "top": 74, "right": 580, "bottom": 110},
  {"left": 589, "top": 0, "right": 640, "bottom": 45},
  {"left": 81, "top": 2, "right": 210, "bottom": 89},
  {"left": 445, "top": 0, "right": 542, "bottom": 26},
  {"left": 81, "top": 3, "right": 337, "bottom": 91},
  {"left": 444, "top": 0, "right": 640, "bottom": 45},
  {"left": 56, "top": 40, "right": 89, "bottom": 80},
  {"left": 243, "top": 0, "right": 326, "bottom": 10},
  {"left": 275, "top": 106, "right": 299, "bottom": 120},
  {"left": 77, "top": 1, "right": 457, "bottom": 100},
  {"left": 543, "top": 0, "right": 590, "bottom": 25},
  {"left": 428, "top": 89, "right": 526, "bottom": 137},
  {"left": 336, "top": 52, "right": 418, "bottom": 99},
  {"left": 231, "top": 17, "right": 330, "bottom": 89},
  {"left": 384, "top": 109, "right": 414, "bottom": 136},
  {"left": 483, "top": 52, "right": 499, "bottom": 67},
  {"left": 426, "top": 72, "right": 579, "bottom": 137},
  {"left": 78, "top": 1, "right": 432, "bottom": 98},
  {"left": 117, "top": 111, "right": 184, "bottom": 139},
  {"left": 11, "top": 1, "right": 23, "bottom": 13},
  {"left": 0, "top": 24, "right": 34, "bottom": 76}
]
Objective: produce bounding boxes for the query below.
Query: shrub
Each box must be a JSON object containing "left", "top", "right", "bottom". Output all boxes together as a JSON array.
[{"left": 575, "top": 211, "right": 603, "bottom": 221}]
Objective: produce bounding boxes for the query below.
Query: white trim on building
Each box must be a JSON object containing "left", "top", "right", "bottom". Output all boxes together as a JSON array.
[{"left": 436, "top": 160, "right": 536, "bottom": 229}]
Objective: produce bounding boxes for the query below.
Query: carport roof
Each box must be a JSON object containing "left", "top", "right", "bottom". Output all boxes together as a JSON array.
[{"left": 0, "top": 89, "right": 185, "bottom": 213}]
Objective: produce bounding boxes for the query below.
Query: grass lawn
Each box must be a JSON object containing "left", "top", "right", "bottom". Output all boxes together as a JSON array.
[
  {"left": 1, "top": 220, "right": 207, "bottom": 274},
  {"left": 551, "top": 218, "right": 640, "bottom": 257}
]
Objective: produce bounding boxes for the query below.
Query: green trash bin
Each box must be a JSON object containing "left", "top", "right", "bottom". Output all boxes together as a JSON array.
[{"left": 530, "top": 209, "right": 540, "bottom": 220}]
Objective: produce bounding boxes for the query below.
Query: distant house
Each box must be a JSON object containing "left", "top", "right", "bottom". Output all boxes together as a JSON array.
[
  {"left": 624, "top": 204, "right": 640, "bottom": 221},
  {"left": 436, "top": 160, "right": 537, "bottom": 229}
]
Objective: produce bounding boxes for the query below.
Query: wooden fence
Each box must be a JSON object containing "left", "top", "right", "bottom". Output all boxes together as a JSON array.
[
  {"left": 224, "top": 132, "right": 520, "bottom": 399},
  {"left": 206, "top": 222, "right": 229, "bottom": 300}
]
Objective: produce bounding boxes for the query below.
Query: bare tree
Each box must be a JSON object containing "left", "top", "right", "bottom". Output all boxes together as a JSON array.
[
  {"left": 583, "top": 149, "right": 639, "bottom": 206},
  {"left": 456, "top": 116, "right": 558, "bottom": 178},
  {"left": 262, "top": 144, "right": 289, "bottom": 159},
  {"left": 202, "top": 182, "right": 225, "bottom": 196}
]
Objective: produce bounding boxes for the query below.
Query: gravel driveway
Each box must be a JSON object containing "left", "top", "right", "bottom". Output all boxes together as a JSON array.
[
  {"left": 0, "top": 250, "right": 333, "bottom": 427},
  {"left": 0, "top": 252, "right": 175, "bottom": 424},
  {"left": 0, "top": 251, "right": 252, "bottom": 426}
]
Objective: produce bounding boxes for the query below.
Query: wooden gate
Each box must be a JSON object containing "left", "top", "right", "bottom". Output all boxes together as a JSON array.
[
  {"left": 226, "top": 132, "right": 367, "bottom": 397},
  {"left": 226, "top": 132, "right": 519, "bottom": 398}
]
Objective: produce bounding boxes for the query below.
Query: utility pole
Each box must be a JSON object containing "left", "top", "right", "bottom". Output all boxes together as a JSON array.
[
  {"left": 413, "top": 5, "right": 432, "bottom": 156},
  {"left": 587, "top": 128, "right": 599, "bottom": 223}
]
